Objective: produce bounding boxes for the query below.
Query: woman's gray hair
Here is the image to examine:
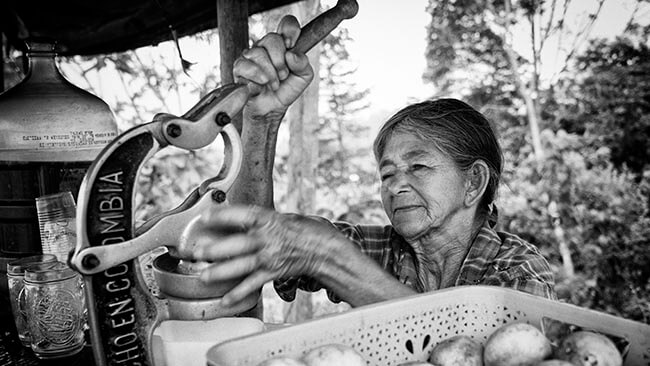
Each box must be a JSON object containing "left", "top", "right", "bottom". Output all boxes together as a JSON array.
[{"left": 373, "top": 98, "right": 503, "bottom": 215}]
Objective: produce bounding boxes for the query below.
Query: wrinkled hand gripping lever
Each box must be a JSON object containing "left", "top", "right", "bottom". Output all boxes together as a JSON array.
[{"left": 69, "top": 1, "right": 358, "bottom": 365}]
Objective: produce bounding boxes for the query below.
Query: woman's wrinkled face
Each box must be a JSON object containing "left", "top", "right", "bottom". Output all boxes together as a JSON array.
[{"left": 379, "top": 132, "right": 468, "bottom": 240}]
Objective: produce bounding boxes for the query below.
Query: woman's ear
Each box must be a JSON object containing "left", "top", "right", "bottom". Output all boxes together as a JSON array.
[{"left": 464, "top": 161, "right": 489, "bottom": 207}]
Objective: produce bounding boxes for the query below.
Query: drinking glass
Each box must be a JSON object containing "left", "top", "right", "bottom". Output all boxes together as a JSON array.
[
  {"left": 6, "top": 254, "right": 58, "bottom": 346},
  {"left": 35, "top": 191, "right": 76, "bottom": 262},
  {"left": 24, "top": 261, "right": 86, "bottom": 359}
]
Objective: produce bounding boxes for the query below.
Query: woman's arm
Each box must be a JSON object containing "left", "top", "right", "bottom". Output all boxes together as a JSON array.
[
  {"left": 228, "top": 16, "right": 313, "bottom": 209},
  {"left": 193, "top": 206, "right": 417, "bottom": 307},
  {"left": 313, "top": 236, "right": 418, "bottom": 307},
  {"left": 228, "top": 112, "right": 283, "bottom": 208}
]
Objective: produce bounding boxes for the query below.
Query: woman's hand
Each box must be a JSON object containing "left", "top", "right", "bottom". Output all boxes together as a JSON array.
[
  {"left": 234, "top": 15, "right": 314, "bottom": 123},
  {"left": 192, "top": 205, "right": 341, "bottom": 306}
]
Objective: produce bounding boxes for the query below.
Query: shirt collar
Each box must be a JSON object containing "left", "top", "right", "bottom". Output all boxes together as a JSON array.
[
  {"left": 390, "top": 209, "right": 502, "bottom": 291},
  {"left": 389, "top": 228, "right": 421, "bottom": 290},
  {"left": 455, "top": 217, "right": 502, "bottom": 285}
]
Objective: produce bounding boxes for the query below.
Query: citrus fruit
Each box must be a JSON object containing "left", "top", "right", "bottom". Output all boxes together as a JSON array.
[
  {"left": 302, "top": 344, "right": 366, "bottom": 366},
  {"left": 535, "top": 360, "right": 574, "bottom": 365},
  {"left": 483, "top": 322, "right": 552, "bottom": 366},
  {"left": 256, "top": 356, "right": 307, "bottom": 366},
  {"left": 554, "top": 331, "right": 622, "bottom": 366},
  {"left": 428, "top": 335, "right": 482, "bottom": 366}
]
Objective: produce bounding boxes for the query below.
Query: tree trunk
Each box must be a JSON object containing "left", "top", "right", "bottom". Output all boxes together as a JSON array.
[
  {"left": 529, "top": 5, "right": 575, "bottom": 279},
  {"left": 501, "top": 0, "right": 544, "bottom": 161},
  {"left": 283, "top": 0, "right": 321, "bottom": 324},
  {"left": 501, "top": 43, "right": 545, "bottom": 162},
  {"left": 501, "top": 0, "right": 574, "bottom": 279},
  {"left": 548, "top": 201, "right": 574, "bottom": 278},
  {"left": 216, "top": 0, "right": 265, "bottom": 318}
]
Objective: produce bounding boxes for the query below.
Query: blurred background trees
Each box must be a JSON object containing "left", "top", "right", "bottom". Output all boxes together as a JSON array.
[{"left": 423, "top": 0, "right": 650, "bottom": 322}]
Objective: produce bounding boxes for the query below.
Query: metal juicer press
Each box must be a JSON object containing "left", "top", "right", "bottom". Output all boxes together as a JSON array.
[{"left": 68, "top": 1, "right": 358, "bottom": 365}]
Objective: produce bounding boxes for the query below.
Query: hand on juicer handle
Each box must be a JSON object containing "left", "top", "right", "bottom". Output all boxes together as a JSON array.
[{"left": 236, "top": 0, "right": 358, "bottom": 100}]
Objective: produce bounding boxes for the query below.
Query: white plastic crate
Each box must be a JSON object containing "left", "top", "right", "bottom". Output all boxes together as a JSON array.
[{"left": 206, "top": 286, "right": 650, "bottom": 366}]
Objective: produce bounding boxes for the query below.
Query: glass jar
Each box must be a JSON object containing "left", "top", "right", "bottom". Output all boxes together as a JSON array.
[
  {"left": 6, "top": 254, "right": 58, "bottom": 346},
  {"left": 24, "top": 262, "right": 86, "bottom": 359}
]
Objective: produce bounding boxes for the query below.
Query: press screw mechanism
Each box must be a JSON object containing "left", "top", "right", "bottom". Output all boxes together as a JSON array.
[
  {"left": 212, "top": 190, "right": 227, "bottom": 203},
  {"left": 166, "top": 124, "right": 182, "bottom": 138},
  {"left": 82, "top": 254, "right": 100, "bottom": 270},
  {"left": 215, "top": 112, "right": 231, "bottom": 127}
]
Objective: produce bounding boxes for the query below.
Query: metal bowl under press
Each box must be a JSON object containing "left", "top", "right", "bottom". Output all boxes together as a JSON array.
[{"left": 152, "top": 252, "right": 242, "bottom": 299}]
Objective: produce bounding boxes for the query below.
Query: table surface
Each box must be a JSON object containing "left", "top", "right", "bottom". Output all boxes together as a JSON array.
[
  {"left": 1, "top": 320, "right": 95, "bottom": 366},
  {"left": 0, "top": 336, "right": 96, "bottom": 366}
]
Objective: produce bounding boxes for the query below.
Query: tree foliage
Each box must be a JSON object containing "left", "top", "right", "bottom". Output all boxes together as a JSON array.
[
  {"left": 499, "top": 129, "right": 650, "bottom": 322},
  {"left": 424, "top": 0, "right": 513, "bottom": 93},
  {"left": 316, "top": 28, "right": 381, "bottom": 222},
  {"left": 559, "top": 37, "right": 650, "bottom": 176}
]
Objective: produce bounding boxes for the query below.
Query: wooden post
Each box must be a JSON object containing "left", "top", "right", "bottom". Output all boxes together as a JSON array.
[
  {"left": 216, "top": 0, "right": 264, "bottom": 319},
  {"left": 217, "top": 0, "right": 249, "bottom": 133},
  {"left": 283, "top": 0, "right": 320, "bottom": 324}
]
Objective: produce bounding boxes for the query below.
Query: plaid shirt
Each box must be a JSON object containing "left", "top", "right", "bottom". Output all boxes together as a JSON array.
[{"left": 274, "top": 213, "right": 557, "bottom": 302}]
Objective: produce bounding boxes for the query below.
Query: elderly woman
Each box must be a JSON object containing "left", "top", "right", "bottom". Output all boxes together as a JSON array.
[{"left": 191, "top": 16, "right": 556, "bottom": 308}]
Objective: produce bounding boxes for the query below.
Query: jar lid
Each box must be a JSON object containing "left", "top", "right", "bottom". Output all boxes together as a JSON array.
[
  {"left": 24, "top": 261, "right": 77, "bottom": 283},
  {"left": 6, "top": 254, "right": 58, "bottom": 275}
]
